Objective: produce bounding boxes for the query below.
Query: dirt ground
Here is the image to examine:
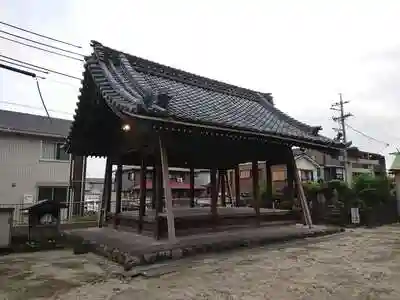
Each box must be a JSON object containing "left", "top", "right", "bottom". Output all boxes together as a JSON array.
[{"left": 1, "top": 225, "right": 400, "bottom": 300}]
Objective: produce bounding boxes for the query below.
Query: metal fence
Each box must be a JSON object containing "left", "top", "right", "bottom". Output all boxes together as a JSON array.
[{"left": 0, "top": 194, "right": 229, "bottom": 227}]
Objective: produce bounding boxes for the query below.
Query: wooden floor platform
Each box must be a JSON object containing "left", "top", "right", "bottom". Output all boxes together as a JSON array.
[
  {"left": 66, "top": 224, "right": 343, "bottom": 270},
  {"left": 109, "top": 207, "right": 300, "bottom": 238}
]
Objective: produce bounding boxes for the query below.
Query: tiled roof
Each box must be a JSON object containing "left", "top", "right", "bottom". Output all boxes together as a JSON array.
[
  {"left": 76, "top": 41, "right": 342, "bottom": 149},
  {"left": 0, "top": 109, "right": 71, "bottom": 138}
]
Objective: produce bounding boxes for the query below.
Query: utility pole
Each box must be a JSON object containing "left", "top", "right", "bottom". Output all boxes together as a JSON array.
[{"left": 331, "top": 93, "right": 353, "bottom": 185}]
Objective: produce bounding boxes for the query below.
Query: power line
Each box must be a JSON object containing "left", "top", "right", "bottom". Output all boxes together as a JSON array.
[
  {"left": 0, "top": 62, "right": 44, "bottom": 79},
  {"left": 0, "top": 59, "right": 48, "bottom": 74},
  {"left": 0, "top": 30, "right": 84, "bottom": 57},
  {"left": 345, "top": 123, "right": 390, "bottom": 146},
  {"left": 0, "top": 35, "right": 84, "bottom": 62},
  {"left": 0, "top": 20, "right": 82, "bottom": 48},
  {"left": 0, "top": 55, "right": 81, "bottom": 80}
]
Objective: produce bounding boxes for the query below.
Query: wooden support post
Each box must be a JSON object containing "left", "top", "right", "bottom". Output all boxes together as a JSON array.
[
  {"left": 153, "top": 161, "right": 162, "bottom": 239},
  {"left": 286, "top": 160, "right": 295, "bottom": 202},
  {"left": 138, "top": 159, "right": 147, "bottom": 233},
  {"left": 252, "top": 160, "right": 261, "bottom": 226},
  {"left": 291, "top": 154, "right": 313, "bottom": 228},
  {"left": 220, "top": 169, "right": 226, "bottom": 207},
  {"left": 155, "top": 163, "right": 163, "bottom": 213},
  {"left": 226, "top": 172, "right": 233, "bottom": 205},
  {"left": 234, "top": 165, "right": 240, "bottom": 207},
  {"left": 159, "top": 137, "right": 176, "bottom": 242},
  {"left": 114, "top": 164, "right": 123, "bottom": 228},
  {"left": 151, "top": 164, "right": 157, "bottom": 209},
  {"left": 265, "top": 162, "right": 273, "bottom": 207},
  {"left": 98, "top": 158, "right": 112, "bottom": 228},
  {"left": 189, "top": 167, "right": 195, "bottom": 208},
  {"left": 210, "top": 168, "right": 218, "bottom": 226}
]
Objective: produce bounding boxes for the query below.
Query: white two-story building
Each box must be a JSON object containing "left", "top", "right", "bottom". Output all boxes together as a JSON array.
[{"left": 0, "top": 110, "right": 85, "bottom": 218}]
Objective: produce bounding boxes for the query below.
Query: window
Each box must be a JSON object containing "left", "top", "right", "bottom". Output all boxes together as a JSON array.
[
  {"left": 272, "top": 170, "right": 286, "bottom": 181},
  {"left": 300, "top": 170, "right": 313, "bottom": 181},
  {"left": 41, "top": 141, "right": 69, "bottom": 161},
  {"left": 352, "top": 163, "right": 370, "bottom": 169},
  {"left": 240, "top": 170, "right": 251, "bottom": 179},
  {"left": 38, "top": 186, "right": 67, "bottom": 203},
  {"left": 127, "top": 171, "right": 135, "bottom": 181}
]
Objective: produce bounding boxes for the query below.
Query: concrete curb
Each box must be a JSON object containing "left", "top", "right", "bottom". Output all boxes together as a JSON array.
[{"left": 68, "top": 227, "right": 344, "bottom": 271}]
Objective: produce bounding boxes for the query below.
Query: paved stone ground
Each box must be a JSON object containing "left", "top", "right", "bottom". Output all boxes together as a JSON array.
[{"left": 1, "top": 225, "right": 400, "bottom": 299}]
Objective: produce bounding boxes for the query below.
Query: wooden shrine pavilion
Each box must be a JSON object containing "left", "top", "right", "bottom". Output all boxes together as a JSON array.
[{"left": 66, "top": 41, "right": 344, "bottom": 242}]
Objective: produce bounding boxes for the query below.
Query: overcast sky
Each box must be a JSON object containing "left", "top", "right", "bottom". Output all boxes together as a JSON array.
[{"left": 1, "top": 0, "right": 400, "bottom": 177}]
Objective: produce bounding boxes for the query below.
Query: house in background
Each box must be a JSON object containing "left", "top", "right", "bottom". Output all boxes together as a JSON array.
[
  {"left": 84, "top": 177, "right": 104, "bottom": 212},
  {"left": 0, "top": 109, "right": 84, "bottom": 219},
  {"left": 231, "top": 151, "right": 322, "bottom": 195},
  {"left": 347, "top": 147, "right": 386, "bottom": 179},
  {"left": 119, "top": 166, "right": 209, "bottom": 198},
  {"left": 231, "top": 146, "right": 386, "bottom": 195}
]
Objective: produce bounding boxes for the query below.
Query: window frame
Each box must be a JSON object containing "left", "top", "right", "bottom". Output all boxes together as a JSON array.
[
  {"left": 37, "top": 186, "right": 68, "bottom": 203},
  {"left": 40, "top": 140, "right": 70, "bottom": 162}
]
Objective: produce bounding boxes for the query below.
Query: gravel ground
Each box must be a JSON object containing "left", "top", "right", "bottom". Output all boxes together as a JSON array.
[{"left": 1, "top": 225, "right": 400, "bottom": 300}]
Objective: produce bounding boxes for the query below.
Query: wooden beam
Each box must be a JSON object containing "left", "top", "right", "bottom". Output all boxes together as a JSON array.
[
  {"left": 234, "top": 165, "right": 240, "bottom": 207},
  {"left": 114, "top": 163, "right": 123, "bottom": 228},
  {"left": 159, "top": 137, "right": 176, "bottom": 242},
  {"left": 138, "top": 159, "right": 147, "bottom": 233},
  {"left": 220, "top": 169, "right": 226, "bottom": 207},
  {"left": 252, "top": 160, "right": 261, "bottom": 226},
  {"left": 189, "top": 167, "right": 195, "bottom": 208},
  {"left": 98, "top": 157, "right": 112, "bottom": 227},
  {"left": 210, "top": 168, "right": 218, "bottom": 226}
]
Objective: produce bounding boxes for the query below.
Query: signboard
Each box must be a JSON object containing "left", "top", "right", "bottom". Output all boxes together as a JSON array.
[
  {"left": 23, "top": 194, "right": 34, "bottom": 205},
  {"left": 351, "top": 207, "right": 360, "bottom": 224}
]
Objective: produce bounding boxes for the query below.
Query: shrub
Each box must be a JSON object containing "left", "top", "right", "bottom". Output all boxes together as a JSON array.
[
  {"left": 352, "top": 174, "right": 392, "bottom": 208},
  {"left": 302, "top": 181, "right": 322, "bottom": 202}
]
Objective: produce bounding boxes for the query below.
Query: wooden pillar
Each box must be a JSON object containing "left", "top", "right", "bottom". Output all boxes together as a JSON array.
[
  {"left": 114, "top": 164, "right": 123, "bottom": 228},
  {"left": 189, "top": 167, "right": 195, "bottom": 208},
  {"left": 138, "top": 159, "right": 147, "bottom": 233},
  {"left": 265, "top": 162, "right": 273, "bottom": 206},
  {"left": 155, "top": 163, "right": 163, "bottom": 213},
  {"left": 153, "top": 161, "right": 162, "bottom": 239},
  {"left": 159, "top": 137, "right": 176, "bottom": 242},
  {"left": 234, "top": 165, "right": 240, "bottom": 207},
  {"left": 226, "top": 171, "right": 233, "bottom": 205},
  {"left": 286, "top": 160, "right": 295, "bottom": 201},
  {"left": 98, "top": 157, "right": 112, "bottom": 228},
  {"left": 105, "top": 159, "right": 112, "bottom": 221},
  {"left": 252, "top": 161, "right": 261, "bottom": 225},
  {"left": 210, "top": 168, "right": 218, "bottom": 226},
  {"left": 220, "top": 169, "right": 226, "bottom": 207},
  {"left": 151, "top": 165, "right": 157, "bottom": 209}
]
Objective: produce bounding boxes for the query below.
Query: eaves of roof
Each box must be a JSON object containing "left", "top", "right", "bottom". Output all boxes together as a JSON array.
[{"left": 0, "top": 127, "right": 66, "bottom": 139}]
